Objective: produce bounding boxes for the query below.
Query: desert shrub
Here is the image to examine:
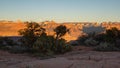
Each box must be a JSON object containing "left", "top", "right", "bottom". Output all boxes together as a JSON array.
[
  {"left": 33, "top": 35, "right": 71, "bottom": 55},
  {"left": 9, "top": 46, "right": 27, "bottom": 53},
  {"left": 105, "top": 27, "right": 120, "bottom": 43},
  {"left": 84, "top": 38, "right": 99, "bottom": 46},
  {"left": 94, "top": 42, "right": 119, "bottom": 51},
  {"left": 52, "top": 25, "right": 71, "bottom": 54},
  {"left": 78, "top": 27, "right": 120, "bottom": 47},
  {"left": 0, "top": 37, "right": 5, "bottom": 49},
  {"left": 54, "top": 25, "right": 69, "bottom": 39},
  {"left": 94, "top": 27, "right": 120, "bottom": 45},
  {"left": 33, "top": 35, "right": 55, "bottom": 55},
  {"left": 77, "top": 26, "right": 104, "bottom": 46},
  {"left": 77, "top": 25, "right": 105, "bottom": 46},
  {"left": 3, "top": 37, "right": 17, "bottom": 46},
  {"left": 0, "top": 37, "right": 27, "bottom": 53},
  {"left": 19, "top": 22, "right": 45, "bottom": 48},
  {"left": 94, "top": 33, "right": 106, "bottom": 42},
  {"left": 115, "top": 39, "right": 120, "bottom": 48},
  {"left": 55, "top": 38, "right": 72, "bottom": 54},
  {"left": 77, "top": 35, "right": 90, "bottom": 45},
  {"left": 0, "top": 46, "right": 11, "bottom": 50},
  {"left": 69, "top": 40, "right": 79, "bottom": 46},
  {"left": 0, "top": 37, "right": 17, "bottom": 50},
  {"left": 54, "top": 25, "right": 69, "bottom": 46}
]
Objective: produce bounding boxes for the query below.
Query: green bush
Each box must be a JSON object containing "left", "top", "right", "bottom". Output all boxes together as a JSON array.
[
  {"left": 9, "top": 46, "right": 27, "bottom": 53},
  {"left": 94, "top": 42, "right": 119, "bottom": 51},
  {"left": 0, "top": 37, "right": 17, "bottom": 50},
  {"left": 55, "top": 38, "right": 72, "bottom": 54},
  {"left": 84, "top": 38, "right": 98, "bottom": 46},
  {"left": 77, "top": 35, "right": 89, "bottom": 45},
  {"left": 0, "top": 37, "right": 4, "bottom": 49},
  {"left": 4, "top": 37, "right": 17, "bottom": 46},
  {"left": 33, "top": 35, "right": 72, "bottom": 55},
  {"left": 33, "top": 35, "right": 55, "bottom": 55},
  {"left": 19, "top": 22, "right": 45, "bottom": 48},
  {"left": 94, "top": 33, "right": 106, "bottom": 42},
  {"left": 105, "top": 27, "right": 120, "bottom": 43}
]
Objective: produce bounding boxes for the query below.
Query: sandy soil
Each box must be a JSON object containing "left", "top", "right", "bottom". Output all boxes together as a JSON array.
[{"left": 0, "top": 46, "right": 120, "bottom": 68}]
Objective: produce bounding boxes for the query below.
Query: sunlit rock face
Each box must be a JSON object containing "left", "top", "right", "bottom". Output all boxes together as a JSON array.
[
  {"left": 0, "top": 21, "right": 120, "bottom": 41},
  {"left": 0, "top": 21, "right": 26, "bottom": 36}
]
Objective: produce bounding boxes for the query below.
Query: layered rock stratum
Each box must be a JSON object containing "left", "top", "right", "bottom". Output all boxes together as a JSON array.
[{"left": 0, "top": 21, "right": 120, "bottom": 41}]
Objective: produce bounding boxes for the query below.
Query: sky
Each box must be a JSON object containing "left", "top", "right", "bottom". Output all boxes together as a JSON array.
[{"left": 0, "top": 0, "right": 120, "bottom": 23}]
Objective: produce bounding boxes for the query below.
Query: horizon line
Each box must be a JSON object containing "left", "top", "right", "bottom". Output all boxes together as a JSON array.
[{"left": 1, "top": 19, "right": 120, "bottom": 23}]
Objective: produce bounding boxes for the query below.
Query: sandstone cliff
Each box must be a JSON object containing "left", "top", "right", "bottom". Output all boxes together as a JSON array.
[{"left": 0, "top": 21, "right": 120, "bottom": 41}]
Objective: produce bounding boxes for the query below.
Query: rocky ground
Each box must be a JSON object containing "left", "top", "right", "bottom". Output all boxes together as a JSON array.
[{"left": 0, "top": 46, "right": 120, "bottom": 68}]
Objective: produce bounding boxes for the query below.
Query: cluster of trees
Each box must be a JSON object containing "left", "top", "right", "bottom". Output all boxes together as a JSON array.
[
  {"left": 0, "top": 22, "right": 72, "bottom": 56},
  {"left": 77, "top": 26, "right": 120, "bottom": 51},
  {"left": 18, "top": 22, "right": 71, "bottom": 55}
]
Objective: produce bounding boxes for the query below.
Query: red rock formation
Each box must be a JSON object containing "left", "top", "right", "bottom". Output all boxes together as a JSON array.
[{"left": 0, "top": 21, "right": 120, "bottom": 41}]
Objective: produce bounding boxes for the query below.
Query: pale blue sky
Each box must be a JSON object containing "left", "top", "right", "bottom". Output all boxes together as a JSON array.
[{"left": 0, "top": 0, "right": 120, "bottom": 23}]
